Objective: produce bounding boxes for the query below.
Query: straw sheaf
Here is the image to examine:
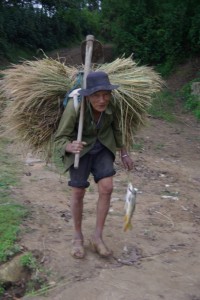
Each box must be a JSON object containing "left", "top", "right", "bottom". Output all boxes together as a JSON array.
[
  {"left": 1, "top": 58, "right": 78, "bottom": 158},
  {"left": 0, "top": 56, "right": 164, "bottom": 158},
  {"left": 97, "top": 57, "right": 165, "bottom": 147}
]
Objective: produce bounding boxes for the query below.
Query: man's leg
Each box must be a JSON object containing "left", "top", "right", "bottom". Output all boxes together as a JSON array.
[
  {"left": 70, "top": 187, "right": 85, "bottom": 258},
  {"left": 91, "top": 176, "right": 113, "bottom": 257}
]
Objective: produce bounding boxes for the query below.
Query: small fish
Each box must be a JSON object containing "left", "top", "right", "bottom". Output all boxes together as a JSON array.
[{"left": 123, "top": 182, "right": 138, "bottom": 232}]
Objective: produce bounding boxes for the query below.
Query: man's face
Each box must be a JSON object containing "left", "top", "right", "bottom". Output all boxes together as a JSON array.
[{"left": 88, "top": 90, "right": 111, "bottom": 112}]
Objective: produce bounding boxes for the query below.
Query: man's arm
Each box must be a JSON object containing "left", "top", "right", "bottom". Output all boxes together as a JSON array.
[{"left": 54, "top": 99, "right": 77, "bottom": 157}]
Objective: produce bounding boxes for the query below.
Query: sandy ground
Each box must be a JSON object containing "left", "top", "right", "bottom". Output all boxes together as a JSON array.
[{"left": 8, "top": 109, "right": 199, "bottom": 300}]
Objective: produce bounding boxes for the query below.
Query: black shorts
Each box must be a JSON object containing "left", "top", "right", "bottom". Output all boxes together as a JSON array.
[{"left": 68, "top": 147, "right": 116, "bottom": 188}]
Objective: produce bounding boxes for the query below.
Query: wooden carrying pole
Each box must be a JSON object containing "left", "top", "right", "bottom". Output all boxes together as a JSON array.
[{"left": 74, "top": 35, "right": 94, "bottom": 169}]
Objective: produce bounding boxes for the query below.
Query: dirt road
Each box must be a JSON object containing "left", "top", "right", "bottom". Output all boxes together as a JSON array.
[
  {"left": 8, "top": 109, "right": 199, "bottom": 300},
  {"left": 3, "top": 45, "right": 199, "bottom": 299}
]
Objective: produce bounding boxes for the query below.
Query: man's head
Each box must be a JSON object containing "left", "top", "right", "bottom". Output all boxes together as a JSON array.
[{"left": 78, "top": 71, "right": 119, "bottom": 97}]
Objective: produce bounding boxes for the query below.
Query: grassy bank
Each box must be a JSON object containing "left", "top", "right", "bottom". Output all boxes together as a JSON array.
[
  {"left": 0, "top": 136, "right": 27, "bottom": 263},
  {"left": 148, "top": 90, "right": 176, "bottom": 122}
]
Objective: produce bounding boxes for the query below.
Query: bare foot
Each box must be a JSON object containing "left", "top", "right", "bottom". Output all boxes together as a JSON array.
[
  {"left": 71, "top": 239, "right": 85, "bottom": 259},
  {"left": 90, "top": 237, "right": 112, "bottom": 258}
]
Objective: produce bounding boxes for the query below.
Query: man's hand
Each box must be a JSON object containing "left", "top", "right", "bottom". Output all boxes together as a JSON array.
[
  {"left": 66, "top": 141, "right": 87, "bottom": 154},
  {"left": 121, "top": 154, "right": 133, "bottom": 171}
]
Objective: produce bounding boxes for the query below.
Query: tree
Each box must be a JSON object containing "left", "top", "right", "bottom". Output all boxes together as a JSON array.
[{"left": 100, "top": 0, "right": 200, "bottom": 67}]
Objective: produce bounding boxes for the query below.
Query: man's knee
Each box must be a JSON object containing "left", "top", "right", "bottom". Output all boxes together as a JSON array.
[
  {"left": 98, "top": 178, "right": 113, "bottom": 195},
  {"left": 72, "top": 187, "right": 85, "bottom": 199}
]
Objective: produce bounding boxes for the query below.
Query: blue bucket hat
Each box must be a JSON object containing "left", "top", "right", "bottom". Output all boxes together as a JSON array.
[{"left": 78, "top": 71, "right": 119, "bottom": 96}]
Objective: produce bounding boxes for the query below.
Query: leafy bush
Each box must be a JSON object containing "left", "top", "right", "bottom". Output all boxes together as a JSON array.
[{"left": 180, "top": 79, "right": 200, "bottom": 120}]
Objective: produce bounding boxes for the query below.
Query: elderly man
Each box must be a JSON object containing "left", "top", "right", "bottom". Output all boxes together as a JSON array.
[{"left": 54, "top": 71, "right": 133, "bottom": 259}]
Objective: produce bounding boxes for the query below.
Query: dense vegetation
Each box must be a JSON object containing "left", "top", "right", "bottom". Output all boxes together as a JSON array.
[
  {"left": 0, "top": 0, "right": 200, "bottom": 75},
  {"left": 0, "top": 0, "right": 200, "bottom": 119}
]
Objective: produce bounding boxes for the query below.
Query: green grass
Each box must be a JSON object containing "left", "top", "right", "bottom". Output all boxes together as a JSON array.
[
  {"left": 149, "top": 77, "right": 200, "bottom": 122},
  {"left": 0, "top": 136, "right": 27, "bottom": 262},
  {"left": 178, "top": 78, "right": 200, "bottom": 120},
  {"left": 132, "top": 143, "right": 144, "bottom": 151},
  {"left": 148, "top": 90, "right": 176, "bottom": 122},
  {"left": 20, "top": 252, "right": 49, "bottom": 295},
  {"left": 20, "top": 252, "right": 38, "bottom": 271}
]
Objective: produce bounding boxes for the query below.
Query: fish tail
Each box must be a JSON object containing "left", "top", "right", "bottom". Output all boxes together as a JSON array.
[
  {"left": 123, "top": 216, "right": 133, "bottom": 232},
  {"left": 124, "top": 215, "right": 128, "bottom": 222}
]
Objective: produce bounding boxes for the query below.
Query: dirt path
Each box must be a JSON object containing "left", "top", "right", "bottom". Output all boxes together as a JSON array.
[{"left": 8, "top": 109, "right": 199, "bottom": 299}]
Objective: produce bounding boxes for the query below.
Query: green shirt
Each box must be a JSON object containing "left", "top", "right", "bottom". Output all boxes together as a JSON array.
[{"left": 54, "top": 98, "right": 124, "bottom": 171}]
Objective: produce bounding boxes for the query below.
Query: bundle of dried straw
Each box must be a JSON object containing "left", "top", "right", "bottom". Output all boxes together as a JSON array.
[{"left": 0, "top": 56, "right": 164, "bottom": 159}]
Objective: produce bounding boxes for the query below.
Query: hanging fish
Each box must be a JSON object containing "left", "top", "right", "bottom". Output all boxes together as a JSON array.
[{"left": 123, "top": 182, "right": 138, "bottom": 232}]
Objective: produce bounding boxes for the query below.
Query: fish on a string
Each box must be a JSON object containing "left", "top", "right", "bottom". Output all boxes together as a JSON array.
[{"left": 123, "top": 182, "right": 138, "bottom": 232}]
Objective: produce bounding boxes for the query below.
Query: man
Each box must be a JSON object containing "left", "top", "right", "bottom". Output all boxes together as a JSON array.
[{"left": 54, "top": 71, "right": 133, "bottom": 259}]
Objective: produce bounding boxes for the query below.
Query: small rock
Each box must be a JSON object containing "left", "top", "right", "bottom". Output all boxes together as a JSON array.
[
  {"left": 111, "top": 197, "right": 120, "bottom": 202},
  {"left": 161, "top": 195, "right": 179, "bottom": 201},
  {"left": 191, "top": 82, "right": 200, "bottom": 98},
  {"left": 24, "top": 172, "right": 31, "bottom": 176},
  {"left": 0, "top": 254, "right": 30, "bottom": 284}
]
